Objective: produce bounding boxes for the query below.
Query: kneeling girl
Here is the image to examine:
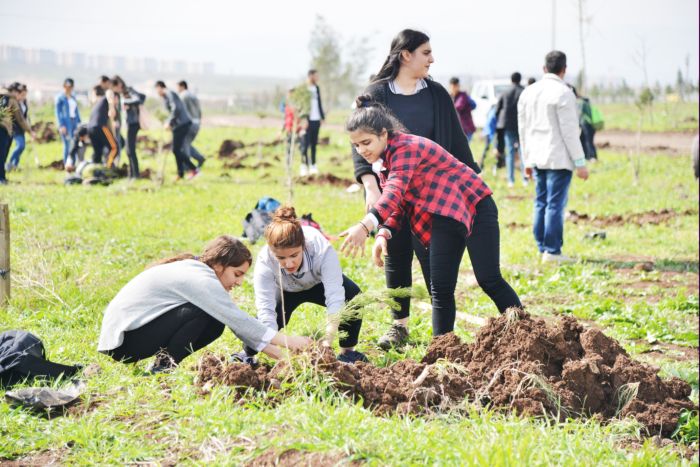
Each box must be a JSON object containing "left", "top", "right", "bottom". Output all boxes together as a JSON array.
[
  {"left": 98, "top": 235, "right": 311, "bottom": 372},
  {"left": 237, "top": 206, "right": 367, "bottom": 364}
]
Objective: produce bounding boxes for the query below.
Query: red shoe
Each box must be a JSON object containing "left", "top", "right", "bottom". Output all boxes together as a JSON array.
[{"left": 186, "top": 168, "right": 200, "bottom": 180}]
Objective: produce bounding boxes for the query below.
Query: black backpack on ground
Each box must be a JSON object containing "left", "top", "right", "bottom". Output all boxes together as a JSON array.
[{"left": 0, "top": 330, "right": 81, "bottom": 388}]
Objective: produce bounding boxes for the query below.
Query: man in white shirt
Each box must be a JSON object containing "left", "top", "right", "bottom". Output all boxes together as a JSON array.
[
  {"left": 517, "top": 50, "right": 589, "bottom": 263},
  {"left": 301, "top": 69, "right": 325, "bottom": 176}
]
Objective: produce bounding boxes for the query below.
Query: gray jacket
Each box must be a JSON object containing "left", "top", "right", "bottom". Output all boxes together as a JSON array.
[
  {"left": 180, "top": 90, "right": 202, "bottom": 123},
  {"left": 97, "top": 259, "right": 275, "bottom": 352},
  {"left": 163, "top": 89, "right": 191, "bottom": 129},
  {"left": 496, "top": 83, "right": 524, "bottom": 132},
  {"left": 254, "top": 227, "right": 345, "bottom": 331}
]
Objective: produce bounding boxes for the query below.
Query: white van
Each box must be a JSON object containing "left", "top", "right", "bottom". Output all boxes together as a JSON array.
[{"left": 471, "top": 79, "right": 511, "bottom": 128}]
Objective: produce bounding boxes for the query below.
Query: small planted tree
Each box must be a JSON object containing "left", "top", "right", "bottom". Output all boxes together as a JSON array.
[
  {"left": 153, "top": 108, "right": 169, "bottom": 187},
  {"left": 630, "top": 87, "right": 654, "bottom": 183}
]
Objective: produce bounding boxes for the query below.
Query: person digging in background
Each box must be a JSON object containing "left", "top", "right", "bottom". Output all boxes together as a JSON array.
[
  {"left": 155, "top": 80, "right": 199, "bottom": 181},
  {"left": 233, "top": 206, "right": 368, "bottom": 365},
  {"left": 341, "top": 97, "right": 521, "bottom": 342},
  {"left": 0, "top": 84, "right": 34, "bottom": 184},
  {"left": 86, "top": 85, "right": 118, "bottom": 166},
  {"left": 121, "top": 82, "right": 147, "bottom": 179},
  {"left": 177, "top": 80, "right": 206, "bottom": 169},
  {"left": 98, "top": 235, "right": 313, "bottom": 374}
]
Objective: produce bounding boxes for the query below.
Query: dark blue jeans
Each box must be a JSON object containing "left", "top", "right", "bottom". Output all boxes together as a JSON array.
[
  {"left": 504, "top": 130, "right": 524, "bottom": 183},
  {"left": 533, "top": 168, "right": 573, "bottom": 254},
  {"left": 8, "top": 132, "right": 25, "bottom": 168}
]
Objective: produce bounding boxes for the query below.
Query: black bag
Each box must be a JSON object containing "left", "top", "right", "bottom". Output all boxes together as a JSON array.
[{"left": 0, "top": 330, "right": 81, "bottom": 388}]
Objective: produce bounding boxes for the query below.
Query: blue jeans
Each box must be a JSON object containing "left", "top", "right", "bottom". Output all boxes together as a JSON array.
[
  {"left": 8, "top": 133, "right": 25, "bottom": 168},
  {"left": 60, "top": 118, "right": 78, "bottom": 163},
  {"left": 533, "top": 169, "right": 573, "bottom": 254},
  {"left": 504, "top": 130, "right": 524, "bottom": 183}
]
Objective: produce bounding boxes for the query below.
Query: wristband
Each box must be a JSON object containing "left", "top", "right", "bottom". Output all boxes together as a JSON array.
[
  {"left": 376, "top": 231, "right": 390, "bottom": 241},
  {"left": 358, "top": 222, "right": 370, "bottom": 237}
]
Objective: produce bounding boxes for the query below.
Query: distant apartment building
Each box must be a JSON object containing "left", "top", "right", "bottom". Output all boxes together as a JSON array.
[{"left": 0, "top": 44, "right": 214, "bottom": 75}]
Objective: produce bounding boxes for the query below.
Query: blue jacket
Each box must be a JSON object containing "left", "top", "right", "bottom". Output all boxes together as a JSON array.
[
  {"left": 55, "top": 93, "right": 81, "bottom": 132},
  {"left": 482, "top": 105, "right": 498, "bottom": 138}
]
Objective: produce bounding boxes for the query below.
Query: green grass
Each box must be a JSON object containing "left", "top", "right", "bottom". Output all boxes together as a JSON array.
[
  {"left": 0, "top": 121, "right": 698, "bottom": 464},
  {"left": 596, "top": 101, "right": 699, "bottom": 133}
]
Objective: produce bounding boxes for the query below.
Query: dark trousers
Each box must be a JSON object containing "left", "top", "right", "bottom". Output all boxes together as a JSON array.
[
  {"left": 89, "top": 126, "right": 117, "bottom": 165},
  {"left": 105, "top": 303, "right": 225, "bottom": 364},
  {"left": 0, "top": 127, "right": 11, "bottom": 181},
  {"left": 302, "top": 120, "right": 321, "bottom": 165},
  {"left": 384, "top": 221, "right": 431, "bottom": 320},
  {"left": 427, "top": 197, "right": 521, "bottom": 335},
  {"left": 580, "top": 123, "right": 597, "bottom": 160},
  {"left": 173, "top": 123, "right": 196, "bottom": 177},
  {"left": 185, "top": 122, "right": 205, "bottom": 166},
  {"left": 244, "top": 275, "right": 362, "bottom": 355},
  {"left": 126, "top": 123, "right": 140, "bottom": 178}
]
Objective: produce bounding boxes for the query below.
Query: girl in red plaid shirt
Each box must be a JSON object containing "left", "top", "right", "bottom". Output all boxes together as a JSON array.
[{"left": 341, "top": 97, "right": 521, "bottom": 339}]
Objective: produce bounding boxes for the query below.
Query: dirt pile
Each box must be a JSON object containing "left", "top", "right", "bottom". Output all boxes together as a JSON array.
[
  {"left": 567, "top": 209, "right": 697, "bottom": 227},
  {"left": 196, "top": 311, "right": 694, "bottom": 437},
  {"left": 246, "top": 449, "right": 361, "bottom": 467},
  {"left": 296, "top": 173, "right": 354, "bottom": 187},
  {"left": 31, "top": 122, "right": 57, "bottom": 143},
  {"left": 218, "top": 140, "right": 247, "bottom": 158}
]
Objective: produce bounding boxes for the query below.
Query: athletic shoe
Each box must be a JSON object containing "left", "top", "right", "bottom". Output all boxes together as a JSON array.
[
  {"left": 186, "top": 168, "right": 200, "bottom": 180},
  {"left": 541, "top": 252, "right": 575, "bottom": 264},
  {"left": 230, "top": 350, "right": 258, "bottom": 367},
  {"left": 146, "top": 352, "right": 177, "bottom": 374},
  {"left": 309, "top": 164, "right": 319, "bottom": 175},
  {"left": 337, "top": 350, "right": 369, "bottom": 364},
  {"left": 377, "top": 324, "right": 409, "bottom": 351},
  {"left": 300, "top": 164, "right": 309, "bottom": 176}
]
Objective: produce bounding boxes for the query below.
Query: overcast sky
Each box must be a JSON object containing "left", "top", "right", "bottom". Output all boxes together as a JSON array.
[{"left": 1, "top": 0, "right": 697, "bottom": 86}]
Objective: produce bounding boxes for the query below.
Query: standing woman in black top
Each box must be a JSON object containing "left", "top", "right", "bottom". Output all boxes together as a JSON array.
[{"left": 353, "top": 29, "right": 521, "bottom": 350}]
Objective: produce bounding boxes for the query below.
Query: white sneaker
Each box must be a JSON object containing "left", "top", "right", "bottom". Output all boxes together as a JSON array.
[
  {"left": 299, "top": 164, "right": 309, "bottom": 176},
  {"left": 492, "top": 165, "right": 498, "bottom": 176},
  {"left": 310, "top": 164, "right": 319, "bottom": 175},
  {"left": 541, "top": 252, "right": 575, "bottom": 264},
  {"left": 507, "top": 181, "right": 514, "bottom": 188}
]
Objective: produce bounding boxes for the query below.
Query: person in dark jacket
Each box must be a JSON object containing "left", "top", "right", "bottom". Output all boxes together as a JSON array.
[
  {"left": 351, "top": 29, "right": 481, "bottom": 350},
  {"left": 122, "top": 84, "right": 146, "bottom": 179},
  {"left": 448, "top": 77, "right": 476, "bottom": 141},
  {"left": 155, "top": 81, "right": 198, "bottom": 180},
  {"left": 178, "top": 80, "right": 206, "bottom": 168},
  {"left": 87, "top": 85, "right": 118, "bottom": 166},
  {"left": 300, "top": 70, "right": 325, "bottom": 176},
  {"left": 495, "top": 72, "right": 525, "bottom": 187}
]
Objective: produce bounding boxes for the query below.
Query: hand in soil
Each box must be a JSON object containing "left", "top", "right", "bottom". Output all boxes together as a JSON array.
[{"left": 339, "top": 224, "right": 368, "bottom": 257}]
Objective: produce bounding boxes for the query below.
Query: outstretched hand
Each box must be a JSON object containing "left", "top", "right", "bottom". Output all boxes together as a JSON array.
[{"left": 339, "top": 224, "right": 368, "bottom": 257}]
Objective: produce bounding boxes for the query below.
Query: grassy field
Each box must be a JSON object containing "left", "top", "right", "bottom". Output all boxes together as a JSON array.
[
  {"left": 595, "top": 101, "right": 699, "bottom": 133},
  {"left": 0, "top": 122, "right": 698, "bottom": 465}
]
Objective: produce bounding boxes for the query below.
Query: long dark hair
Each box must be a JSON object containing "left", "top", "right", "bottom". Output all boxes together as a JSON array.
[
  {"left": 373, "top": 29, "right": 430, "bottom": 82},
  {"left": 346, "top": 95, "right": 406, "bottom": 136}
]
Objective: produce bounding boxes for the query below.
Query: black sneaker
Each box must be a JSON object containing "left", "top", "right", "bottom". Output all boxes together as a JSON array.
[
  {"left": 377, "top": 324, "right": 409, "bottom": 351},
  {"left": 230, "top": 350, "right": 258, "bottom": 367},
  {"left": 146, "top": 352, "right": 177, "bottom": 374},
  {"left": 337, "top": 350, "right": 369, "bottom": 364}
]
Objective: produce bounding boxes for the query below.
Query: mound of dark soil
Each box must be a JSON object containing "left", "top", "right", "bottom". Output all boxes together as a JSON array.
[
  {"left": 296, "top": 173, "right": 354, "bottom": 187},
  {"left": 31, "top": 122, "right": 57, "bottom": 143},
  {"left": 567, "top": 209, "right": 697, "bottom": 227},
  {"left": 218, "top": 140, "right": 247, "bottom": 158},
  {"left": 246, "top": 448, "right": 361, "bottom": 467},
  {"left": 196, "top": 312, "right": 694, "bottom": 437}
]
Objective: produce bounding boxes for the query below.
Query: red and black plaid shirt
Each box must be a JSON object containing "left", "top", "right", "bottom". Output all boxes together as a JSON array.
[{"left": 371, "top": 133, "right": 492, "bottom": 247}]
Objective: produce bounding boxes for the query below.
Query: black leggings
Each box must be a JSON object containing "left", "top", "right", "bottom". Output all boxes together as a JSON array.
[
  {"left": 172, "top": 123, "right": 196, "bottom": 177},
  {"left": 302, "top": 120, "right": 321, "bottom": 165},
  {"left": 244, "top": 275, "right": 362, "bottom": 355},
  {"left": 105, "top": 303, "right": 225, "bottom": 364},
  {"left": 386, "top": 196, "right": 521, "bottom": 333},
  {"left": 126, "top": 123, "right": 140, "bottom": 178}
]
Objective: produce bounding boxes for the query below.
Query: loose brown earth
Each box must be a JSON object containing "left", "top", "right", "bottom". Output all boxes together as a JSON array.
[
  {"left": 295, "top": 173, "right": 354, "bottom": 187},
  {"left": 566, "top": 208, "right": 697, "bottom": 227},
  {"left": 246, "top": 449, "right": 362, "bottom": 467},
  {"left": 196, "top": 311, "right": 694, "bottom": 438}
]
